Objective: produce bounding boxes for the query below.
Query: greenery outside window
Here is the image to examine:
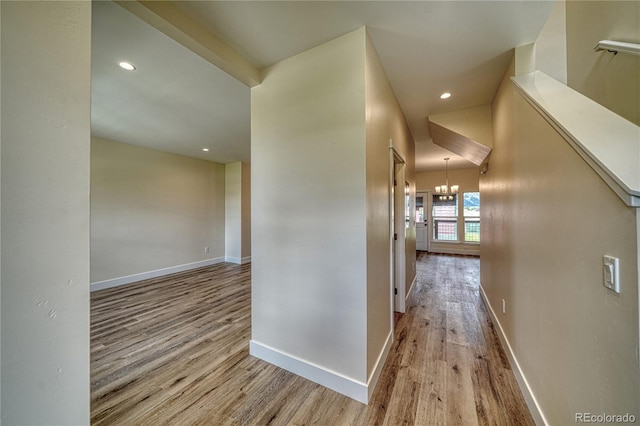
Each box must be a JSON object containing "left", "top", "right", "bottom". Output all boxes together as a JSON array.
[{"left": 463, "top": 192, "right": 480, "bottom": 242}]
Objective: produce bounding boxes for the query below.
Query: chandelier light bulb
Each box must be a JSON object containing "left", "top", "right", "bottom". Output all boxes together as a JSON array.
[{"left": 434, "top": 158, "right": 458, "bottom": 198}]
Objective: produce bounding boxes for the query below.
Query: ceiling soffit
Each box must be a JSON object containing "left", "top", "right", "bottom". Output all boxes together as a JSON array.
[
  {"left": 115, "top": 0, "right": 260, "bottom": 87},
  {"left": 427, "top": 121, "right": 492, "bottom": 166}
]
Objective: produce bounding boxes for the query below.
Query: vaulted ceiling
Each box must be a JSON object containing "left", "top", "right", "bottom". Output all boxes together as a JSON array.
[{"left": 91, "top": 0, "right": 555, "bottom": 171}]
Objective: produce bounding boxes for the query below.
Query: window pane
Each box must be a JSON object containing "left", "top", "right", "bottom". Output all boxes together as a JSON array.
[
  {"left": 434, "top": 219, "right": 457, "bottom": 240},
  {"left": 432, "top": 195, "right": 457, "bottom": 217},
  {"left": 433, "top": 194, "right": 457, "bottom": 241},
  {"left": 465, "top": 219, "right": 480, "bottom": 242},
  {"left": 463, "top": 192, "right": 480, "bottom": 217},
  {"left": 463, "top": 192, "right": 480, "bottom": 242},
  {"left": 416, "top": 195, "right": 425, "bottom": 222}
]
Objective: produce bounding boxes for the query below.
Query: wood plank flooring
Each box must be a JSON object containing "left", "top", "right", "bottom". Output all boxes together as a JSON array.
[{"left": 90, "top": 254, "right": 534, "bottom": 425}]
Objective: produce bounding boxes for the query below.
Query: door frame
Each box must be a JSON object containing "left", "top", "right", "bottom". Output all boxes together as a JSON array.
[
  {"left": 389, "top": 146, "right": 407, "bottom": 321},
  {"left": 416, "top": 191, "right": 430, "bottom": 252}
]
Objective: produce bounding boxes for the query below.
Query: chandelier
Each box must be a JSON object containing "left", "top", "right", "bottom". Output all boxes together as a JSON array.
[{"left": 434, "top": 157, "right": 458, "bottom": 200}]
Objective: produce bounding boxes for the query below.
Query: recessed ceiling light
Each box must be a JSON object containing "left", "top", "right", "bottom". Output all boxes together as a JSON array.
[
  {"left": 440, "top": 92, "right": 451, "bottom": 99},
  {"left": 202, "top": 148, "right": 209, "bottom": 152},
  {"left": 117, "top": 61, "right": 136, "bottom": 71}
]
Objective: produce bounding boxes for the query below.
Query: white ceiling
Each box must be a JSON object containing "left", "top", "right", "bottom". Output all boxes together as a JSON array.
[
  {"left": 91, "top": 1, "right": 251, "bottom": 163},
  {"left": 92, "top": 1, "right": 555, "bottom": 170}
]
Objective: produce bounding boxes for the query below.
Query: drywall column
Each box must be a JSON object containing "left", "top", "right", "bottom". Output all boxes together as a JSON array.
[
  {"left": 240, "top": 162, "right": 251, "bottom": 261},
  {"left": 251, "top": 29, "right": 369, "bottom": 401},
  {"left": 225, "top": 162, "right": 251, "bottom": 263},
  {"left": 225, "top": 161, "right": 250, "bottom": 264},
  {"left": 1, "top": 2, "right": 91, "bottom": 424},
  {"left": 225, "top": 162, "right": 242, "bottom": 263}
]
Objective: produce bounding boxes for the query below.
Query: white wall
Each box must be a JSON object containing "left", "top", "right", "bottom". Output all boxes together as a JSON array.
[
  {"left": 1, "top": 2, "right": 91, "bottom": 423},
  {"left": 91, "top": 137, "right": 225, "bottom": 286},
  {"left": 482, "top": 58, "right": 638, "bottom": 423},
  {"left": 251, "top": 28, "right": 368, "bottom": 388}
]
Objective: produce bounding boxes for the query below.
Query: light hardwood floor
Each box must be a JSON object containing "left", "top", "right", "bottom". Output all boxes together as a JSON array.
[{"left": 90, "top": 253, "right": 534, "bottom": 425}]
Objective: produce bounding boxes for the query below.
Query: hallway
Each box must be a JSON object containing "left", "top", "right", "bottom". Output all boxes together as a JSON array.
[
  {"left": 406, "top": 253, "right": 533, "bottom": 425},
  {"left": 90, "top": 254, "right": 533, "bottom": 425}
]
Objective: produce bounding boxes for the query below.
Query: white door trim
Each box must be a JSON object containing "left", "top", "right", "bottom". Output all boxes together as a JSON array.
[{"left": 389, "top": 146, "right": 407, "bottom": 314}]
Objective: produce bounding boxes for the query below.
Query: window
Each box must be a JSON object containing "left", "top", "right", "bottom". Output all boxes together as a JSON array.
[
  {"left": 405, "top": 182, "right": 410, "bottom": 229},
  {"left": 432, "top": 194, "right": 457, "bottom": 241},
  {"left": 415, "top": 195, "right": 425, "bottom": 223},
  {"left": 463, "top": 192, "right": 480, "bottom": 242}
]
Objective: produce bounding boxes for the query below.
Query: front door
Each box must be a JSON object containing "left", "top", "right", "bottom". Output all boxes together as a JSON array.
[{"left": 416, "top": 192, "right": 429, "bottom": 251}]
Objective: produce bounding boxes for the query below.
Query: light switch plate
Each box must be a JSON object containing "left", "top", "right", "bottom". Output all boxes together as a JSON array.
[{"left": 603, "top": 255, "right": 620, "bottom": 293}]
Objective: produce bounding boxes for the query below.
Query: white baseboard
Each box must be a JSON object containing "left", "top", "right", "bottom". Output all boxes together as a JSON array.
[
  {"left": 250, "top": 331, "right": 393, "bottom": 405},
  {"left": 479, "top": 285, "right": 548, "bottom": 426},
  {"left": 250, "top": 340, "right": 369, "bottom": 404},
  {"left": 90, "top": 257, "right": 225, "bottom": 292},
  {"left": 367, "top": 331, "right": 393, "bottom": 401},
  {"left": 406, "top": 275, "right": 417, "bottom": 304},
  {"left": 429, "top": 247, "right": 480, "bottom": 256},
  {"left": 225, "top": 256, "right": 252, "bottom": 264}
]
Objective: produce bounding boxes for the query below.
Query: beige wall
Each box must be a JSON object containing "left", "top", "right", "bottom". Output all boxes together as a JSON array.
[
  {"left": 225, "top": 162, "right": 242, "bottom": 261},
  {"left": 535, "top": 0, "right": 567, "bottom": 84},
  {"left": 241, "top": 162, "right": 251, "bottom": 259},
  {"left": 482, "top": 59, "right": 639, "bottom": 423},
  {"left": 416, "top": 168, "right": 480, "bottom": 255},
  {"left": 566, "top": 1, "right": 640, "bottom": 125},
  {"left": 1, "top": 2, "right": 91, "bottom": 423},
  {"left": 91, "top": 137, "right": 225, "bottom": 283},
  {"left": 365, "top": 32, "right": 416, "bottom": 374},
  {"left": 225, "top": 161, "right": 251, "bottom": 263},
  {"left": 251, "top": 29, "right": 369, "bottom": 383},
  {"left": 416, "top": 167, "right": 479, "bottom": 193}
]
